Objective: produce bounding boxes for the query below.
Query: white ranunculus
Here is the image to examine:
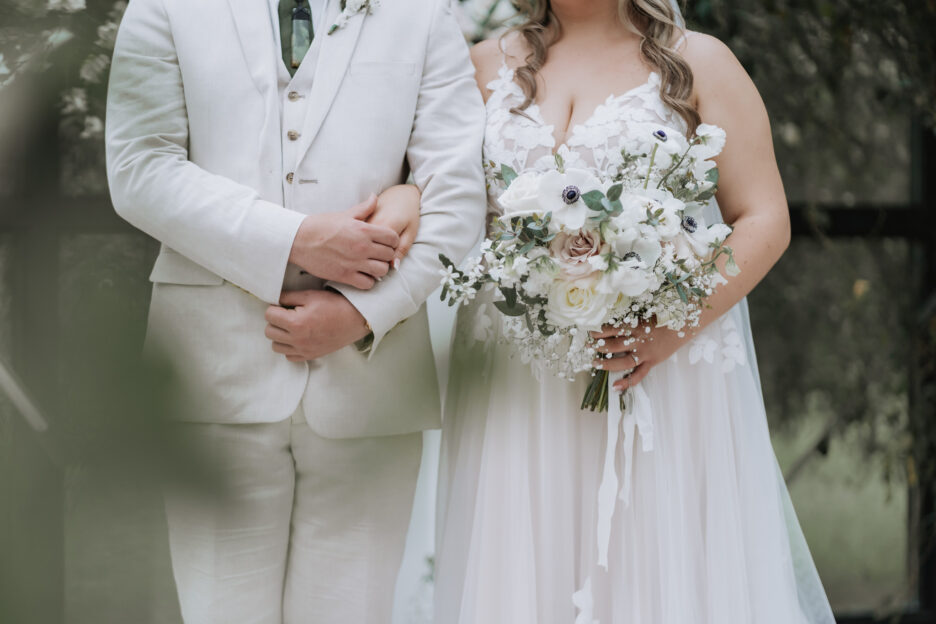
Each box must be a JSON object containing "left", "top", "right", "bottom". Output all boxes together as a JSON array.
[
  {"left": 546, "top": 277, "right": 612, "bottom": 331},
  {"left": 692, "top": 123, "right": 727, "bottom": 160},
  {"left": 610, "top": 193, "right": 646, "bottom": 231},
  {"left": 538, "top": 168, "right": 603, "bottom": 232},
  {"left": 597, "top": 259, "right": 653, "bottom": 298},
  {"left": 636, "top": 189, "right": 683, "bottom": 240},
  {"left": 498, "top": 171, "right": 544, "bottom": 218}
]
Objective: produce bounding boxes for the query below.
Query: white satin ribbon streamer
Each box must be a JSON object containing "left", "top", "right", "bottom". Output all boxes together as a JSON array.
[
  {"left": 572, "top": 576, "right": 599, "bottom": 624},
  {"left": 595, "top": 370, "right": 654, "bottom": 569},
  {"left": 575, "top": 373, "right": 656, "bottom": 623}
]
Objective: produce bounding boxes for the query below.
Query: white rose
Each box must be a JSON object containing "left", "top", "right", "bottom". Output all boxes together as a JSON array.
[
  {"left": 497, "top": 171, "right": 543, "bottom": 218},
  {"left": 546, "top": 277, "right": 612, "bottom": 331}
]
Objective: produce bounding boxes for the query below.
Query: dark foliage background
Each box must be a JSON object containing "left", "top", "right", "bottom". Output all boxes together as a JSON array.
[{"left": 0, "top": 0, "right": 934, "bottom": 620}]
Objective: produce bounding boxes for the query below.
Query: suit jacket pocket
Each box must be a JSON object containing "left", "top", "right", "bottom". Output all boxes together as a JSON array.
[{"left": 149, "top": 248, "right": 225, "bottom": 286}]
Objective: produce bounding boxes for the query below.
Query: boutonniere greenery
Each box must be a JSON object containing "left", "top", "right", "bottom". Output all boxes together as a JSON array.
[{"left": 328, "top": 0, "right": 378, "bottom": 35}]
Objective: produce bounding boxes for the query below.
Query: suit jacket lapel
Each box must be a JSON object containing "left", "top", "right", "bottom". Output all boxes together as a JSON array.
[
  {"left": 293, "top": 7, "right": 367, "bottom": 162},
  {"left": 225, "top": 0, "right": 279, "bottom": 100}
]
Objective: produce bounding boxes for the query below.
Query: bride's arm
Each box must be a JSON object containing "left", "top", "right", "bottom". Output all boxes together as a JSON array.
[
  {"left": 597, "top": 32, "right": 791, "bottom": 388},
  {"left": 367, "top": 184, "right": 421, "bottom": 267}
]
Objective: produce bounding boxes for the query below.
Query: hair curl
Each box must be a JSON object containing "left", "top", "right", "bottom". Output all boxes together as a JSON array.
[{"left": 505, "top": 0, "right": 701, "bottom": 135}]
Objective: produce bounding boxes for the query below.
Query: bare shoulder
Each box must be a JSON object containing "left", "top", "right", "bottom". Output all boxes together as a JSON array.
[
  {"left": 470, "top": 38, "right": 503, "bottom": 74},
  {"left": 678, "top": 31, "right": 762, "bottom": 114},
  {"left": 469, "top": 39, "right": 501, "bottom": 101},
  {"left": 680, "top": 32, "right": 746, "bottom": 85}
]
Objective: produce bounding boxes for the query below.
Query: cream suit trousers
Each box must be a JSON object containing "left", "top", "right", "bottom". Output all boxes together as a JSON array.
[{"left": 163, "top": 408, "right": 422, "bottom": 624}]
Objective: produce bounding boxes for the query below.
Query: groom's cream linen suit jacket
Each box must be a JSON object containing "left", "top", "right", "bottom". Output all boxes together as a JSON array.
[{"left": 105, "top": 0, "right": 485, "bottom": 437}]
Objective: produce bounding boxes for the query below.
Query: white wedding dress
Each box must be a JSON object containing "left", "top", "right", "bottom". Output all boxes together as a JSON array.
[{"left": 433, "top": 57, "right": 836, "bottom": 624}]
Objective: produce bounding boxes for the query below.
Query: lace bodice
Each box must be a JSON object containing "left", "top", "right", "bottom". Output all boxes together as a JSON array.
[{"left": 482, "top": 61, "right": 687, "bottom": 224}]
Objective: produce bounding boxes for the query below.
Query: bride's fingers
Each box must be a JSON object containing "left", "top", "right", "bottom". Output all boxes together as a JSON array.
[
  {"left": 595, "top": 335, "right": 639, "bottom": 354},
  {"left": 590, "top": 325, "right": 635, "bottom": 340},
  {"left": 613, "top": 363, "right": 650, "bottom": 391},
  {"left": 593, "top": 352, "right": 639, "bottom": 372}
]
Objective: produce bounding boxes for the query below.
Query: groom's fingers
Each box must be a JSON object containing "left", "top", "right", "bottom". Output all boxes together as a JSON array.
[
  {"left": 362, "top": 223, "right": 401, "bottom": 249},
  {"left": 265, "top": 324, "right": 291, "bottom": 343},
  {"left": 279, "top": 290, "right": 310, "bottom": 308},
  {"left": 265, "top": 305, "right": 294, "bottom": 330},
  {"left": 271, "top": 341, "right": 300, "bottom": 356}
]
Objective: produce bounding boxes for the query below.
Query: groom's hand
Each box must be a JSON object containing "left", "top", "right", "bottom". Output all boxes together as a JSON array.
[
  {"left": 289, "top": 194, "right": 400, "bottom": 290},
  {"left": 264, "top": 289, "right": 370, "bottom": 362}
]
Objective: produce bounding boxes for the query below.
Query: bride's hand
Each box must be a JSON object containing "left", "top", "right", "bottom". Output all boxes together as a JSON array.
[
  {"left": 368, "top": 184, "right": 421, "bottom": 268},
  {"left": 590, "top": 323, "right": 690, "bottom": 391}
]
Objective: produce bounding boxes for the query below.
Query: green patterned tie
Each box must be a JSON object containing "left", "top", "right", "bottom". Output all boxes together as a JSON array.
[{"left": 279, "top": 0, "right": 313, "bottom": 77}]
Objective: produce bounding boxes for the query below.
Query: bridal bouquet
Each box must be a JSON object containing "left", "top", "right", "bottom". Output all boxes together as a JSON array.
[{"left": 440, "top": 123, "right": 738, "bottom": 412}]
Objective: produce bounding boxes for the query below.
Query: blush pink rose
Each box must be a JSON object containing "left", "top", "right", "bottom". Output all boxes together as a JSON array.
[{"left": 550, "top": 229, "right": 608, "bottom": 279}]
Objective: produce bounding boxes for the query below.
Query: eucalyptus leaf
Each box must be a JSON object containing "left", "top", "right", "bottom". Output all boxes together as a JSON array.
[
  {"left": 582, "top": 190, "right": 606, "bottom": 212},
  {"left": 501, "top": 286, "right": 518, "bottom": 307},
  {"left": 676, "top": 282, "right": 689, "bottom": 303},
  {"left": 518, "top": 239, "right": 536, "bottom": 254},
  {"left": 493, "top": 299, "right": 528, "bottom": 317},
  {"left": 501, "top": 164, "right": 518, "bottom": 187}
]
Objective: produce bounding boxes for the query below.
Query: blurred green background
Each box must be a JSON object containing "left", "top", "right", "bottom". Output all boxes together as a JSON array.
[{"left": 1, "top": 0, "right": 935, "bottom": 622}]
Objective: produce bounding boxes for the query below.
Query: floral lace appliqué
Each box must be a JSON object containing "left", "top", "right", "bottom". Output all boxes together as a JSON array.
[{"left": 482, "top": 61, "right": 685, "bottom": 228}]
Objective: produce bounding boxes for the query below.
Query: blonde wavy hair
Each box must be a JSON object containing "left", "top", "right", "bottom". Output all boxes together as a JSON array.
[{"left": 505, "top": 0, "right": 701, "bottom": 135}]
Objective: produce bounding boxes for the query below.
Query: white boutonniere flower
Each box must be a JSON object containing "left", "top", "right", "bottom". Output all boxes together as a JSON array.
[{"left": 328, "top": 0, "right": 378, "bottom": 35}]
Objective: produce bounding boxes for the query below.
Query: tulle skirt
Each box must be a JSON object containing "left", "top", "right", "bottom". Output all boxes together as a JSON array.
[{"left": 434, "top": 294, "right": 835, "bottom": 624}]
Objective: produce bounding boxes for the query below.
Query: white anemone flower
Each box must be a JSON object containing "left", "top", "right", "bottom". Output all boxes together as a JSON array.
[{"left": 538, "top": 168, "right": 604, "bottom": 232}]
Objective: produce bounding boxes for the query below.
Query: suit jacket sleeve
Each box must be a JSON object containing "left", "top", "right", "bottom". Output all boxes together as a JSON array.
[
  {"left": 330, "top": 0, "right": 487, "bottom": 355},
  {"left": 105, "top": 0, "right": 306, "bottom": 304}
]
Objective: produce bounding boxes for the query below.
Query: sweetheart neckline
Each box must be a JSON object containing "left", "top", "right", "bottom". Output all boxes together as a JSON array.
[{"left": 485, "top": 61, "right": 660, "bottom": 155}]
